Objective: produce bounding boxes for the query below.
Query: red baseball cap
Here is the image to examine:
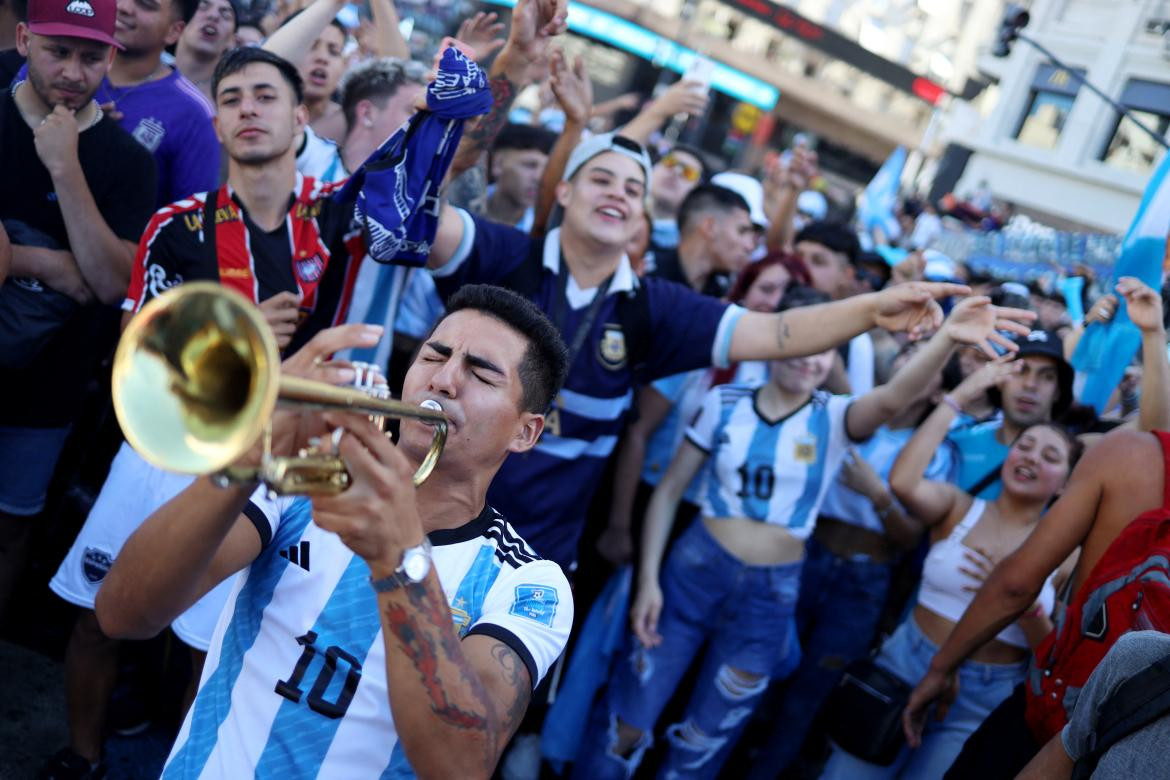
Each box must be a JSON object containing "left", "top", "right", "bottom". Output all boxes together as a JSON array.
[{"left": 27, "top": 0, "right": 122, "bottom": 49}]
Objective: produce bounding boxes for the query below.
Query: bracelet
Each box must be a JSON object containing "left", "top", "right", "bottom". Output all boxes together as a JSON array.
[{"left": 941, "top": 394, "right": 963, "bottom": 415}]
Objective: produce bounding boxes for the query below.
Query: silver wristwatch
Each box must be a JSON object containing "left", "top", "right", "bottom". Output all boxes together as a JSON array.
[{"left": 369, "top": 539, "right": 433, "bottom": 594}]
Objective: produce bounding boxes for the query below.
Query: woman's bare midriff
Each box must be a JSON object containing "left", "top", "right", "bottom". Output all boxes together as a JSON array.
[
  {"left": 702, "top": 516, "right": 806, "bottom": 566},
  {"left": 913, "top": 604, "right": 1031, "bottom": 665}
]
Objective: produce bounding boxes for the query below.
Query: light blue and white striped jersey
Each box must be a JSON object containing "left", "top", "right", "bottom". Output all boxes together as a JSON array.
[
  {"left": 685, "top": 385, "right": 853, "bottom": 539},
  {"left": 819, "top": 425, "right": 958, "bottom": 534},
  {"left": 642, "top": 363, "right": 769, "bottom": 504},
  {"left": 163, "top": 496, "right": 572, "bottom": 779}
]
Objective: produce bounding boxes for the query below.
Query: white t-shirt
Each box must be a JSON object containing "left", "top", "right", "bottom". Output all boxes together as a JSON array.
[{"left": 162, "top": 495, "right": 572, "bottom": 779}]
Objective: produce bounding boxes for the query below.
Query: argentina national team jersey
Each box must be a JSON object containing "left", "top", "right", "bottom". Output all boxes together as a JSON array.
[
  {"left": 686, "top": 385, "right": 853, "bottom": 538},
  {"left": 163, "top": 494, "right": 572, "bottom": 779}
]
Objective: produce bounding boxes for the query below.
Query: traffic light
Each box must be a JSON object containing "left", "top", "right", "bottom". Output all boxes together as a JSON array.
[{"left": 992, "top": 4, "right": 1031, "bottom": 57}]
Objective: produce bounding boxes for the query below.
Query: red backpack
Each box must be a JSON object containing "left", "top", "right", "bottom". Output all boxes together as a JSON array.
[{"left": 1025, "top": 430, "right": 1170, "bottom": 743}]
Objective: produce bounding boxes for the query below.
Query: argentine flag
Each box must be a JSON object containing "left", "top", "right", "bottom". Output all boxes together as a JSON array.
[
  {"left": 1072, "top": 150, "right": 1170, "bottom": 412},
  {"left": 858, "top": 146, "right": 906, "bottom": 246}
]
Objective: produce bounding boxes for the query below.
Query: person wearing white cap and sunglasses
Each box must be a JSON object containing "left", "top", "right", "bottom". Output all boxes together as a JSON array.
[{"left": 421, "top": 131, "right": 974, "bottom": 569}]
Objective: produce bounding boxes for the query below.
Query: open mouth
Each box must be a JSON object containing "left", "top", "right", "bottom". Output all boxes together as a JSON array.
[
  {"left": 1012, "top": 465, "right": 1037, "bottom": 482},
  {"left": 596, "top": 205, "right": 626, "bottom": 222},
  {"left": 307, "top": 67, "right": 329, "bottom": 86}
]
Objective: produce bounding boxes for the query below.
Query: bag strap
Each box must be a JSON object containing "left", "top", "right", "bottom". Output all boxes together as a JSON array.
[
  {"left": 1071, "top": 653, "right": 1170, "bottom": 780},
  {"left": 967, "top": 461, "right": 1004, "bottom": 498}
]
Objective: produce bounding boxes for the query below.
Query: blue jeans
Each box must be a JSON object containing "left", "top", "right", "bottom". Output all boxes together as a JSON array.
[
  {"left": 749, "top": 537, "right": 893, "bottom": 776},
  {"left": 820, "top": 617, "right": 1027, "bottom": 780},
  {"left": 574, "top": 520, "right": 801, "bottom": 780}
]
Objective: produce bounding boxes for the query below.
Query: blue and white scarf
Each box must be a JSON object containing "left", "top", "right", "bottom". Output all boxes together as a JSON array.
[{"left": 339, "top": 47, "right": 493, "bottom": 266}]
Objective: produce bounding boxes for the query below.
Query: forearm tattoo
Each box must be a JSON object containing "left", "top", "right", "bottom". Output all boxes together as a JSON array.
[
  {"left": 383, "top": 578, "right": 497, "bottom": 747},
  {"left": 490, "top": 641, "right": 530, "bottom": 738},
  {"left": 776, "top": 313, "right": 792, "bottom": 351},
  {"left": 465, "top": 75, "right": 517, "bottom": 148}
]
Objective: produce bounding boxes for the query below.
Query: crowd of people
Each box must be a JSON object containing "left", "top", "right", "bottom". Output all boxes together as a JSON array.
[{"left": 2, "top": 0, "right": 1170, "bottom": 777}]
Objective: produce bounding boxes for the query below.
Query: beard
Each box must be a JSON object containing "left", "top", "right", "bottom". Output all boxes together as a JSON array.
[{"left": 27, "top": 66, "right": 97, "bottom": 111}]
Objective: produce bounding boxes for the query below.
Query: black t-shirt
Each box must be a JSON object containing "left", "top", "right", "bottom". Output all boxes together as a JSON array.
[
  {"left": 0, "top": 50, "right": 23, "bottom": 89},
  {"left": 650, "top": 247, "right": 731, "bottom": 299},
  {"left": 0, "top": 86, "right": 158, "bottom": 427}
]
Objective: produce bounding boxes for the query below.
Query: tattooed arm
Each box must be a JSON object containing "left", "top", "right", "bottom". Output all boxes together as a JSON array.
[
  {"left": 378, "top": 574, "right": 529, "bottom": 777},
  {"left": 448, "top": 0, "right": 568, "bottom": 178},
  {"left": 726, "top": 282, "right": 972, "bottom": 362},
  {"left": 311, "top": 413, "right": 565, "bottom": 776}
]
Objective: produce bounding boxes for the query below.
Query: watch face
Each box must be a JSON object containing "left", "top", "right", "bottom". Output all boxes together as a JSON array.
[{"left": 403, "top": 548, "right": 430, "bottom": 582}]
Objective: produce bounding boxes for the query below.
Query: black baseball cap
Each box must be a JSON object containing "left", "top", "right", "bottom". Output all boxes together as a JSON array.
[{"left": 997, "top": 329, "right": 1075, "bottom": 417}]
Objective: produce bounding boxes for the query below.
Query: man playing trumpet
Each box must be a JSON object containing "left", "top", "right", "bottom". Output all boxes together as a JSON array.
[{"left": 96, "top": 284, "right": 573, "bottom": 779}]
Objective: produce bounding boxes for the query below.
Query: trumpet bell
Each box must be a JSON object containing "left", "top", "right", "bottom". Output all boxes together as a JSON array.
[{"left": 112, "top": 283, "right": 280, "bottom": 475}]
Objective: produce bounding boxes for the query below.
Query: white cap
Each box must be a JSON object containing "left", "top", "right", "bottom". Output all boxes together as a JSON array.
[
  {"left": 563, "top": 132, "right": 653, "bottom": 186},
  {"left": 710, "top": 172, "right": 768, "bottom": 228},
  {"left": 922, "top": 249, "right": 958, "bottom": 281},
  {"left": 796, "top": 190, "right": 828, "bottom": 221}
]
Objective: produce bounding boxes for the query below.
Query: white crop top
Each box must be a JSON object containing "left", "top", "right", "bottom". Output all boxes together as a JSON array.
[{"left": 917, "top": 499, "right": 1055, "bottom": 649}]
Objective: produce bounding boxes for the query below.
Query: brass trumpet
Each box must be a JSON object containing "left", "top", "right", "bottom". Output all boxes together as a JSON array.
[{"left": 112, "top": 282, "right": 447, "bottom": 494}]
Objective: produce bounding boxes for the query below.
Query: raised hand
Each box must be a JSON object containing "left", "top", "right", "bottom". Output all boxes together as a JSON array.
[
  {"left": 649, "top": 78, "right": 709, "bottom": 121},
  {"left": 872, "top": 282, "right": 971, "bottom": 340},
  {"left": 456, "top": 11, "right": 507, "bottom": 61},
  {"left": 949, "top": 354, "right": 1019, "bottom": 409},
  {"left": 839, "top": 447, "right": 885, "bottom": 501},
  {"left": 942, "top": 295, "right": 1036, "bottom": 358},
  {"left": 34, "top": 105, "right": 81, "bottom": 178},
  {"left": 505, "top": 0, "right": 568, "bottom": 63},
  {"left": 548, "top": 49, "right": 593, "bottom": 127},
  {"left": 312, "top": 410, "right": 425, "bottom": 575},
  {"left": 1116, "top": 276, "right": 1164, "bottom": 334}
]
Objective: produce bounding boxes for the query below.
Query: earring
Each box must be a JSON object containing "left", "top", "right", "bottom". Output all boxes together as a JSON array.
[{"left": 363, "top": 118, "right": 373, "bottom": 127}]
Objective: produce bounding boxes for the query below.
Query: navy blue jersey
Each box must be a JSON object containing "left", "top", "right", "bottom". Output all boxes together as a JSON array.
[{"left": 432, "top": 212, "right": 743, "bottom": 565}]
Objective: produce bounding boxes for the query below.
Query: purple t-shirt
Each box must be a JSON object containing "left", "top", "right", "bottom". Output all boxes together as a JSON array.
[{"left": 96, "top": 69, "right": 220, "bottom": 206}]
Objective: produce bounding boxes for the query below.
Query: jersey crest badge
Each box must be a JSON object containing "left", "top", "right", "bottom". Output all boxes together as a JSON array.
[
  {"left": 794, "top": 433, "right": 817, "bottom": 464},
  {"left": 65, "top": 0, "right": 95, "bottom": 16},
  {"left": 450, "top": 596, "right": 471, "bottom": 635},
  {"left": 598, "top": 325, "right": 627, "bottom": 370},
  {"left": 294, "top": 252, "right": 325, "bottom": 283},
  {"left": 131, "top": 117, "right": 166, "bottom": 153},
  {"left": 510, "top": 585, "right": 559, "bottom": 627},
  {"left": 82, "top": 547, "right": 113, "bottom": 583}
]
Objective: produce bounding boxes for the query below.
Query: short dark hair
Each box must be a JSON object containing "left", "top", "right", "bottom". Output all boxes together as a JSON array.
[
  {"left": 441, "top": 285, "right": 569, "bottom": 414},
  {"left": 493, "top": 123, "right": 557, "bottom": 155},
  {"left": 211, "top": 47, "right": 304, "bottom": 105},
  {"left": 338, "top": 57, "right": 428, "bottom": 131},
  {"left": 794, "top": 221, "right": 861, "bottom": 265},
  {"left": 174, "top": 0, "right": 199, "bottom": 23},
  {"left": 778, "top": 284, "right": 831, "bottom": 311},
  {"left": 677, "top": 183, "right": 751, "bottom": 235}
]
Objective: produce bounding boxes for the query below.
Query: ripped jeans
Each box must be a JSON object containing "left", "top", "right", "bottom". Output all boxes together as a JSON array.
[{"left": 574, "top": 520, "right": 801, "bottom": 780}]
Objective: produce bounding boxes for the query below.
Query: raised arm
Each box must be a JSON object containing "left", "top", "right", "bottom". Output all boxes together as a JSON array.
[
  {"left": 368, "top": 0, "right": 409, "bottom": 59},
  {"left": 848, "top": 296, "right": 1033, "bottom": 440},
  {"left": 1115, "top": 276, "right": 1170, "bottom": 431},
  {"left": 448, "top": 0, "right": 567, "bottom": 178},
  {"left": 532, "top": 50, "right": 590, "bottom": 236},
  {"left": 763, "top": 148, "right": 817, "bottom": 254},
  {"left": 262, "top": 0, "right": 344, "bottom": 62},
  {"left": 617, "top": 78, "right": 708, "bottom": 145},
  {"left": 728, "top": 282, "right": 970, "bottom": 364}
]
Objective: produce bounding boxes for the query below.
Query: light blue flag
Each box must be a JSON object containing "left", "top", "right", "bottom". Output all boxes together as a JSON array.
[
  {"left": 858, "top": 146, "right": 906, "bottom": 244},
  {"left": 1072, "top": 150, "right": 1170, "bottom": 411}
]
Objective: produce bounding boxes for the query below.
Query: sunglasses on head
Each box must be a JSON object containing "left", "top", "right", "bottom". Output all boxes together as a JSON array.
[{"left": 661, "top": 153, "right": 702, "bottom": 182}]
